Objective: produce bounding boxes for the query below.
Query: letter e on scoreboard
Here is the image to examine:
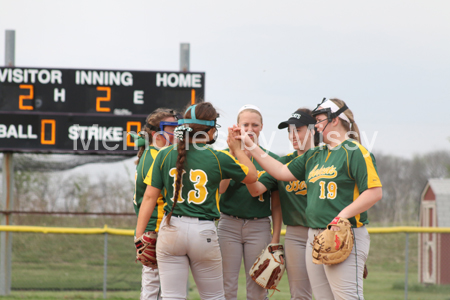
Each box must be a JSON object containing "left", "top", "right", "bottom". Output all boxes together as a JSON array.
[
  {"left": 41, "top": 119, "right": 56, "bottom": 145},
  {"left": 126, "top": 121, "right": 141, "bottom": 147}
]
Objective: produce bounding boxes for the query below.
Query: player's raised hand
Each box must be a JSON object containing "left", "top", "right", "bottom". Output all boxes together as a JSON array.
[
  {"left": 231, "top": 124, "right": 256, "bottom": 150},
  {"left": 227, "top": 126, "right": 242, "bottom": 154}
]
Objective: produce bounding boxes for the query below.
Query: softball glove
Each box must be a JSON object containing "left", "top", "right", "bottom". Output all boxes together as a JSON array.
[
  {"left": 312, "top": 217, "right": 354, "bottom": 265},
  {"left": 249, "top": 244, "right": 286, "bottom": 291},
  {"left": 134, "top": 231, "right": 158, "bottom": 269}
]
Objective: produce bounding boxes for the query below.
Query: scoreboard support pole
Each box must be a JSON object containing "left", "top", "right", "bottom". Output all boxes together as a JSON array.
[
  {"left": 180, "top": 43, "right": 196, "bottom": 105},
  {"left": 0, "top": 29, "right": 15, "bottom": 296},
  {"left": 180, "top": 43, "right": 190, "bottom": 73}
]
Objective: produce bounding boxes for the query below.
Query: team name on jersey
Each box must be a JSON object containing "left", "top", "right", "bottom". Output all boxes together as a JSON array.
[
  {"left": 308, "top": 164, "right": 338, "bottom": 183},
  {"left": 285, "top": 180, "right": 307, "bottom": 195}
]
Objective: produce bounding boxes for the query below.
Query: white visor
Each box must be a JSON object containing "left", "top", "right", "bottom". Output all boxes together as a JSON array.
[
  {"left": 320, "top": 100, "right": 351, "bottom": 124},
  {"left": 238, "top": 104, "right": 262, "bottom": 115}
]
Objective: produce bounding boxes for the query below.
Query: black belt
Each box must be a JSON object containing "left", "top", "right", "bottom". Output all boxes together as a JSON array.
[{"left": 165, "top": 212, "right": 215, "bottom": 221}]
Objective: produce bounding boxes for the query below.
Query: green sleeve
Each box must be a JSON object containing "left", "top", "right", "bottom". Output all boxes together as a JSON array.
[
  {"left": 216, "top": 150, "right": 249, "bottom": 183},
  {"left": 258, "top": 169, "right": 278, "bottom": 191},
  {"left": 348, "top": 142, "right": 382, "bottom": 193}
]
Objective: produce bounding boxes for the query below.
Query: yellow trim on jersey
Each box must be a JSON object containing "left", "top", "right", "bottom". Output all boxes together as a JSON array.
[
  {"left": 155, "top": 194, "right": 165, "bottom": 232},
  {"left": 160, "top": 147, "right": 175, "bottom": 170},
  {"left": 342, "top": 147, "right": 353, "bottom": 180},
  {"left": 206, "top": 148, "right": 223, "bottom": 180},
  {"left": 215, "top": 189, "right": 220, "bottom": 212},
  {"left": 325, "top": 149, "right": 332, "bottom": 162},
  {"left": 353, "top": 184, "right": 363, "bottom": 227},
  {"left": 143, "top": 161, "right": 154, "bottom": 186},
  {"left": 216, "top": 150, "right": 249, "bottom": 176},
  {"left": 141, "top": 150, "right": 149, "bottom": 179},
  {"left": 304, "top": 151, "right": 320, "bottom": 169},
  {"left": 351, "top": 141, "right": 382, "bottom": 188},
  {"left": 150, "top": 149, "right": 159, "bottom": 159}
]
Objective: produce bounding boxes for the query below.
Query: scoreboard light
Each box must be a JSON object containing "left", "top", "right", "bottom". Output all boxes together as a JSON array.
[{"left": 0, "top": 67, "right": 205, "bottom": 154}]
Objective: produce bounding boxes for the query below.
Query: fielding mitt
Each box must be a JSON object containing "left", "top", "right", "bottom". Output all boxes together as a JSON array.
[
  {"left": 134, "top": 231, "right": 157, "bottom": 268},
  {"left": 249, "top": 244, "right": 285, "bottom": 292},
  {"left": 312, "top": 217, "right": 354, "bottom": 265}
]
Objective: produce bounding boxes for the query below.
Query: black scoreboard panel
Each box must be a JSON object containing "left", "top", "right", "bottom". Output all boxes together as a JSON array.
[
  {"left": 0, "top": 67, "right": 205, "bottom": 154},
  {"left": 0, "top": 112, "right": 147, "bottom": 154}
]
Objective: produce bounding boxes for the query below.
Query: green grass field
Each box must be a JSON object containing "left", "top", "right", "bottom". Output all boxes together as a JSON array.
[{"left": 2, "top": 218, "right": 450, "bottom": 299}]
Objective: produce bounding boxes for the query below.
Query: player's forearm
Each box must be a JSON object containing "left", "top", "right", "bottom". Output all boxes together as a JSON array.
[
  {"left": 245, "top": 181, "right": 268, "bottom": 197},
  {"left": 337, "top": 187, "right": 383, "bottom": 219},
  {"left": 270, "top": 191, "right": 282, "bottom": 244},
  {"left": 248, "top": 147, "right": 296, "bottom": 182},
  {"left": 235, "top": 149, "right": 258, "bottom": 183},
  {"left": 136, "top": 186, "right": 160, "bottom": 237},
  {"left": 219, "top": 179, "right": 231, "bottom": 194}
]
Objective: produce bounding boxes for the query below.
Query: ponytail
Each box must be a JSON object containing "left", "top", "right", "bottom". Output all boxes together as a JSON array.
[
  {"left": 166, "top": 141, "right": 187, "bottom": 224},
  {"left": 329, "top": 99, "right": 361, "bottom": 144}
]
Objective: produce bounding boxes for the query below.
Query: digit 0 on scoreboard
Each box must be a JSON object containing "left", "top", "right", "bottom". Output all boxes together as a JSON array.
[
  {"left": 41, "top": 119, "right": 56, "bottom": 145},
  {"left": 126, "top": 121, "right": 141, "bottom": 147}
]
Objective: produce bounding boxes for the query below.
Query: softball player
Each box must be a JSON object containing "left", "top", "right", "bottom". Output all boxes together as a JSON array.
[
  {"left": 136, "top": 102, "right": 258, "bottom": 300},
  {"left": 232, "top": 98, "right": 382, "bottom": 300},
  {"left": 132, "top": 108, "right": 179, "bottom": 300},
  {"left": 246, "top": 108, "right": 317, "bottom": 300},
  {"left": 218, "top": 104, "right": 281, "bottom": 300}
]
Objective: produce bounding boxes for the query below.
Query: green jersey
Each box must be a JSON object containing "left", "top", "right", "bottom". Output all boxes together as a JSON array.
[
  {"left": 220, "top": 147, "right": 280, "bottom": 219},
  {"left": 144, "top": 143, "right": 249, "bottom": 220},
  {"left": 133, "top": 146, "right": 166, "bottom": 233},
  {"left": 258, "top": 151, "right": 308, "bottom": 227},
  {"left": 287, "top": 140, "right": 382, "bottom": 229}
]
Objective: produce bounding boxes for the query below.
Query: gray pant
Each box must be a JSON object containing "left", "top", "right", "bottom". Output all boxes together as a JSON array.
[
  {"left": 284, "top": 225, "right": 312, "bottom": 300},
  {"left": 141, "top": 265, "right": 160, "bottom": 300},
  {"left": 157, "top": 215, "right": 225, "bottom": 300},
  {"left": 217, "top": 213, "right": 271, "bottom": 300},
  {"left": 306, "top": 226, "right": 370, "bottom": 300}
]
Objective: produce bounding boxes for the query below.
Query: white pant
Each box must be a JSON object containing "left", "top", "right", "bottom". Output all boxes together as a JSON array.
[
  {"left": 141, "top": 265, "right": 160, "bottom": 300},
  {"left": 306, "top": 226, "right": 370, "bottom": 300},
  {"left": 217, "top": 213, "right": 271, "bottom": 300},
  {"left": 157, "top": 215, "right": 225, "bottom": 300},
  {"left": 284, "top": 225, "right": 312, "bottom": 300}
]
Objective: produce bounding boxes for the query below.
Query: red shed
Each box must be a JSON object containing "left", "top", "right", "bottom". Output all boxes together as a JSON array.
[{"left": 419, "top": 178, "right": 450, "bottom": 285}]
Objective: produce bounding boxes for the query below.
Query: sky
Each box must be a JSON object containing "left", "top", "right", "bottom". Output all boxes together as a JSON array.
[{"left": 1, "top": 0, "right": 450, "bottom": 178}]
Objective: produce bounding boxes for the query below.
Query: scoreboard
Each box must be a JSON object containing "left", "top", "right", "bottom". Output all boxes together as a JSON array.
[{"left": 0, "top": 67, "right": 205, "bottom": 155}]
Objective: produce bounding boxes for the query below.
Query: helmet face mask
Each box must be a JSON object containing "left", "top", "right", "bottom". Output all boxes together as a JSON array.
[{"left": 311, "top": 98, "right": 348, "bottom": 123}]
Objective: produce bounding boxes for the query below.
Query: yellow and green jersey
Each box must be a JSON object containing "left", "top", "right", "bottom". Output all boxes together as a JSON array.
[
  {"left": 133, "top": 145, "right": 165, "bottom": 233},
  {"left": 258, "top": 151, "right": 308, "bottom": 227},
  {"left": 287, "top": 139, "right": 382, "bottom": 229},
  {"left": 144, "top": 143, "right": 249, "bottom": 220},
  {"left": 220, "top": 147, "right": 280, "bottom": 219}
]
